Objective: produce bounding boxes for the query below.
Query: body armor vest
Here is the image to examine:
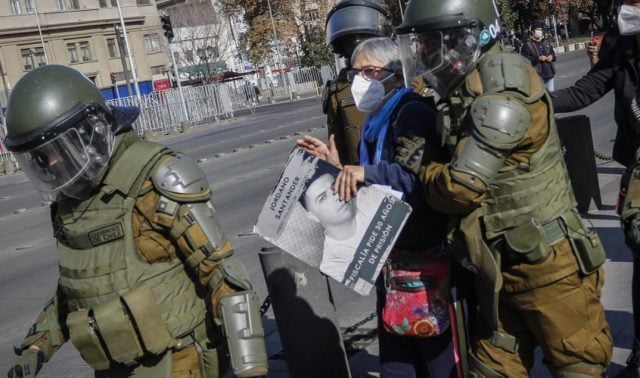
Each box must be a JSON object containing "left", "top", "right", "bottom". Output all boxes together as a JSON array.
[
  {"left": 448, "top": 49, "right": 577, "bottom": 239},
  {"left": 481, "top": 98, "right": 576, "bottom": 239},
  {"left": 54, "top": 134, "right": 207, "bottom": 369}
]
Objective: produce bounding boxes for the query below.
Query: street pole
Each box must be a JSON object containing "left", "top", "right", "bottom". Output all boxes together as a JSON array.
[
  {"left": 115, "top": 0, "right": 141, "bottom": 99},
  {"left": 266, "top": 0, "right": 288, "bottom": 87},
  {"left": 0, "top": 60, "right": 9, "bottom": 102},
  {"left": 168, "top": 42, "right": 189, "bottom": 122},
  {"left": 398, "top": 0, "right": 404, "bottom": 19},
  {"left": 114, "top": 24, "right": 133, "bottom": 98},
  {"left": 549, "top": 1, "right": 560, "bottom": 48},
  {"left": 33, "top": 0, "right": 48, "bottom": 64}
]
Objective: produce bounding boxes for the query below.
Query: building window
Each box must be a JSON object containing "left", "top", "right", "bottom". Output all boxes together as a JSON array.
[
  {"left": 57, "top": 0, "right": 77, "bottom": 10},
  {"left": 99, "top": 0, "right": 107, "bottom": 7},
  {"left": 136, "top": 0, "right": 149, "bottom": 5},
  {"left": 67, "top": 43, "right": 79, "bottom": 64},
  {"left": 34, "top": 47, "right": 46, "bottom": 67},
  {"left": 143, "top": 33, "right": 161, "bottom": 53},
  {"left": 20, "top": 49, "right": 34, "bottom": 70},
  {"left": 19, "top": 47, "right": 46, "bottom": 71},
  {"left": 24, "top": 0, "right": 35, "bottom": 14},
  {"left": 79, "top": 41, "right": 92, "bottom": 62},
  {"left": 185, "top": 50, "right": 194, "bottom": 61},
  {"left": 151, "top": 65, "right": 165, "bottom": 75},
  {"left": 10, "top": 0, "right": 21, "bottom": 14},
  {"left": 110, "top": 0, "right": 117, "bottom": 7},
  {"left": 107, "top": 38, "right": 118, "bottom": 58}
]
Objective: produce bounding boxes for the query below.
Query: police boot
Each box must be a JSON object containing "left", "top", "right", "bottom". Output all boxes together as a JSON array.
[{"left": 616, "top": 341, "right": 640, "bottom": 378}]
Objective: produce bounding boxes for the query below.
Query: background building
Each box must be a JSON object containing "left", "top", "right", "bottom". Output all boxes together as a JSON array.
[{"left": 0, "top": 0, "right": 170, "bottom": 104}]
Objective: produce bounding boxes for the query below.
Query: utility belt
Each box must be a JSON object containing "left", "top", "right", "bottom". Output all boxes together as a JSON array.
[
  {"left": 498, "top": 209, "right": 605, "bottom": 275},
  {"left": 66, "top": 284, "right": 205, "bottom": 371}
]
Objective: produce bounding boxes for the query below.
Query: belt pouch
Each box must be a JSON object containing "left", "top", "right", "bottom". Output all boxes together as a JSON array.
[
  {"left": 67, "top": 308, "right": 111, "bottom": 370},
  {"left": 92, "top": 296, "right": 144, "bottom": 365},
  {"left": 121, "top": 284, "right": 176, "bottom": 354},
  {"left": 564, "top": 211, "right": 606, "bottom": 274},
  {"left": 503, "top": 218, "right": 548, "bottom": 264}
]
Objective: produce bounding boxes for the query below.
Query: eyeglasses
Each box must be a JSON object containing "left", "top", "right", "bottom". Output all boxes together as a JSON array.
[{"left": 346, "top": 66, "right": 392, "bottom": 83}]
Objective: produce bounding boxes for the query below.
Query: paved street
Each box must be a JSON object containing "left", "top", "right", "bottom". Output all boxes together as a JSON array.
[{"left": 0, "top": 48, "right": 632, "bottom": 377}]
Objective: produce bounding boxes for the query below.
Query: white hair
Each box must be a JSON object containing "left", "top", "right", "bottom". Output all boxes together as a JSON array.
[{"left": 350, "top": 37, "right": 402, "bottom": 73}]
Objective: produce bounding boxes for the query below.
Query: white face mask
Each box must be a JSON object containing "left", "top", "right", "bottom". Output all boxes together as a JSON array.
[
  {"left": 350, "top": 73, "right": 394, "bottom": 112},
  {"left": 618, "top": 5, "right": 640, "bottom": 35},
  {"left": 533, "top": 29, "right": 544, "bottom": 39}
]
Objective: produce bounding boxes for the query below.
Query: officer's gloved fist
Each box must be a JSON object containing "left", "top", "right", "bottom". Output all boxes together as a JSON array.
[
  {"left": 394, "top": 135, "right": 427, "bottom": 176},
  {"left": 7, "top": 349, "right": 44, "bottom": 378}
]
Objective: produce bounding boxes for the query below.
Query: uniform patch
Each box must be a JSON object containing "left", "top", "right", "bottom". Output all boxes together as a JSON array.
[
  {"left": 340, "top": 97, "right": 355, "bottom": 107},
  {"left": 156, "top": 196, "right": 178, "bottom": 216},
  {"left": 88, "top": 223, "right": 124, "bottom": 246}
]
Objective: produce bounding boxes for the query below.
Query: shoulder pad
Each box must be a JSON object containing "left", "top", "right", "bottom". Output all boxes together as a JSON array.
[
  {"left": 151, "top": 153, "right": 211, "bottom": 202},
  {"left": 476, "top": 52, "right": 544, "bottom": 103},
  {"left": 471, "top": 94, "right": 530, "bottom": 150}
]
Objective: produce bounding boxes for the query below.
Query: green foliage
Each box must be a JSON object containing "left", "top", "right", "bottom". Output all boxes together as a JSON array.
[{"left": 300, "top": 26, "right": 333, "bottom": 67}]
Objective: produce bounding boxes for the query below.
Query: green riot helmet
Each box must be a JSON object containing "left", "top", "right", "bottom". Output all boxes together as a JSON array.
[
  {"left": 4, "top": 64, "right": 138, "bottom": 201},
  {"left": 326, "top": 0, "right": 389, "bottom": 59},
  {"left": 395, "top": 0, "right": 501, "bottom": 98}
]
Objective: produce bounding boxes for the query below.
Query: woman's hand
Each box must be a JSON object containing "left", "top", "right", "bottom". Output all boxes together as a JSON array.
[
  {"left": 334, "top": 165, "right": 364, "bottom": 202},
  {"left": 296, "top": 134, "right": 341, "bottom": 168}
]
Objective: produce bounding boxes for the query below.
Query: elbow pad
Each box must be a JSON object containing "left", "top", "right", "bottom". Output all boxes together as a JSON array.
[
  {"left": 451, "top": 95, "right": 530, "bottom": 191},
  {"left": 152, "top": 154, "right": 230, "bottom": 265}
]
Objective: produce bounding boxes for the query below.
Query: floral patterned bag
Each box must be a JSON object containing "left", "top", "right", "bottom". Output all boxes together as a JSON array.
[{"left": 381, "top": 248, "right": 451, "bottom": 337}]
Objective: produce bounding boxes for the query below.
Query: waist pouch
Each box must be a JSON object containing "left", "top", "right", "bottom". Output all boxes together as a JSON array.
[
  {"left": 562, "top": 209, "right": 606, "bottom": 275},
  {"left": 67, "top": 284, "right": 176, "bottom": 370},
  {"left": 381, "top": 247, "right": 451, "bottom": 337}
]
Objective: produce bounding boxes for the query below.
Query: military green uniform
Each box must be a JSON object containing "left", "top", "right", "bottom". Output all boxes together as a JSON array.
[
  {"left": 324, "top": 67, "right": 368, "bottom": 166},
  {"left": 18, "top": 131, "right": 256, "bottom": 377},
  {"left": 413, "top": 47, "right": 612, "bottom": 376}
]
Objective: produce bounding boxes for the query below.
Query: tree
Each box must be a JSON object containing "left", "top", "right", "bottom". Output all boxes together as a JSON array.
[
  {"left": 300, "top": 25, "right": 333, "bottom": 67},
  {"left": 232, "top": 0, "right": 300, "bottom": 67}
]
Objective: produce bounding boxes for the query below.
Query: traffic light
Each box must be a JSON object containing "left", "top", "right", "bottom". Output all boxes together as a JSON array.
[
  {"left": 160, "top": 15, "right": 174, "bottom": 42},
  {"left": 110, "top": 72, "right": 116, "bottom": 85}
]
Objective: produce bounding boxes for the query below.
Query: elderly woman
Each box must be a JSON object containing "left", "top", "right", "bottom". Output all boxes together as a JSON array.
[{"left": 297, "top": 37, "right": 456, "bottom": 378}]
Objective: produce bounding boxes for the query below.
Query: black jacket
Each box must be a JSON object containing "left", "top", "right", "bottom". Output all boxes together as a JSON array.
[
  {"left": 521, "top": 37, "right": 556, "bottom": 80},
  {"left": 552, "top": 34, "right": 640, "bottom": 167}
]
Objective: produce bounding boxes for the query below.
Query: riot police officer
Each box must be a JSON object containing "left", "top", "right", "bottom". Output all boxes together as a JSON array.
[
  {"left": 394, "top": 1, "right": 613, "bottom": 376},
  {"left": 5, "top": 65, "right": 267, "bottom": 377},
  {"left": 323, "top": 0, "right": 389, "bottom": 165}
]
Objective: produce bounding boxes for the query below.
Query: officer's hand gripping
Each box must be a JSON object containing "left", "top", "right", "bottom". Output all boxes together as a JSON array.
[
  {"left": 7, "top": 349, "right": 44, "bottom": 378},
  {"left": 394, "top": 135, "right": 427, "bottom": 176}
]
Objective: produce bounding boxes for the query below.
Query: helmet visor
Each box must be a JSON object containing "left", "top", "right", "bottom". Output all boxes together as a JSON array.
[
  {"left": 398, "top": 26, "right": 482, "bottom": 97},
  {"left": 14, "top": 114, "right": 113, "bottom": 200}
]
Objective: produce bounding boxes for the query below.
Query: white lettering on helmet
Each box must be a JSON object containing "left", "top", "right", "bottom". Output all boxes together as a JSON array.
[{"left": 489, "top": 19, "right": 501, "bottom": 39}]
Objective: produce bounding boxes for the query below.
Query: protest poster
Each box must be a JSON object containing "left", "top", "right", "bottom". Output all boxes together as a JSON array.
[{"left": 254, "top": 147, "right": 412, "bottom": 295}]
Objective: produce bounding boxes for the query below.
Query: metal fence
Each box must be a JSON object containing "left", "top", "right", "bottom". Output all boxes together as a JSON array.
[{"left": 0, "top": 64, "right": 334, "bottom": 173}]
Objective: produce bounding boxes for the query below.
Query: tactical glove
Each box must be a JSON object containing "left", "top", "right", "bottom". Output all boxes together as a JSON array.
[
  {"left": 7, "top": 349, "right": 44, "bottom": 378},
  {"left": 394, "top": 135, "right": 427, "bottom": 176}
]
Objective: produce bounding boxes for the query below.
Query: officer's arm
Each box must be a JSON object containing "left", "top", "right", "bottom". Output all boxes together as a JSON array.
[
  {"left": 150, "top": 154, "right": 267, "bottom": 377},
  {"left": 551, "top": 58, "right": 614, "bottom": 113},
  {"left": 419, "top": 94, "right": 532, "bottom": 215},
  {"left": 10, "top": 290, "right": 67, "bottom": 375}
]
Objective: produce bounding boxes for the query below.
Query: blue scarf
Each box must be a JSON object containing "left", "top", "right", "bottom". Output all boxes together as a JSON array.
[{"left": 359, "top": 87, "right": 413, "bottom": 165}]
